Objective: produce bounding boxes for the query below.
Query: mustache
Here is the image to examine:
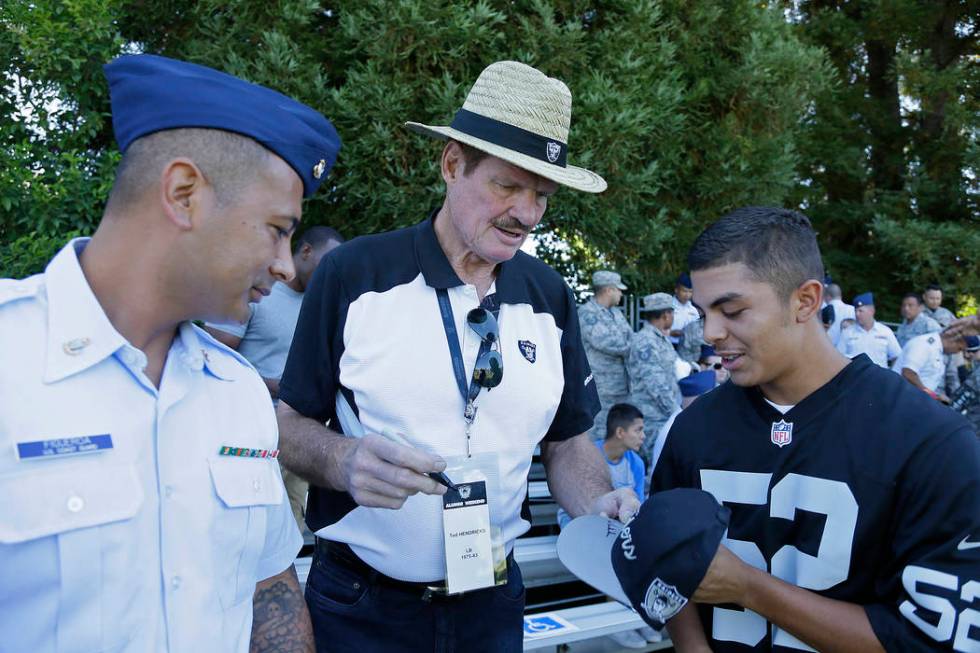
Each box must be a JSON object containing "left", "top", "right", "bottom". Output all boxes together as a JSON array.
[{"left": 492, "top": 219, "right": 531, "bottom": 236}]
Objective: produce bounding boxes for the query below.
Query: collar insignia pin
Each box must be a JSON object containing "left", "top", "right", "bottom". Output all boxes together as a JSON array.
[{"left": 63, "top": 337, "right": 91, "bottom": 356}]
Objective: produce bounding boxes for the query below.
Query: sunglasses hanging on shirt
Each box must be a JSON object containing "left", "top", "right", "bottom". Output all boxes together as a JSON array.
[{"left": 467, "top": 307, "right": 503, "bottom": 389}]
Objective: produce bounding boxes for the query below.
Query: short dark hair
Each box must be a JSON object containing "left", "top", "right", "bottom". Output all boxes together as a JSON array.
[
  {"left": 902, "top": 292, "right": 922, "bottom": 304},
  {"left": 687, "top": 206, "right": 824, "bottom": 301},
  {"left": 452, "top": 140, "right": 490, "bottom": 176},
  {"left": 294, "top": 225, "right": 343, "bottom": 253},
  {"left": 641, "top": 308, "right": 670, "bottom": 320},
  {"left": 606, "top": 403, "right": 644, "bottom": 439},
  {"left": 106, "top": 128, "right": 271, "bottom": 211},
  {"left": 925, "top": 283, "right": 942, "bottom": 293}
]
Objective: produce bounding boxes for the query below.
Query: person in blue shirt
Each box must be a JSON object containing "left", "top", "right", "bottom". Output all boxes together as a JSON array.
[{"left": 559, "top": 403, "right": 656, "bottom": 647}]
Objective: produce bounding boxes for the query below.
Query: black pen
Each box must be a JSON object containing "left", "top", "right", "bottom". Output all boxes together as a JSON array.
[{"left": 381, "top": 429, "right": 457, "bottom": 491}]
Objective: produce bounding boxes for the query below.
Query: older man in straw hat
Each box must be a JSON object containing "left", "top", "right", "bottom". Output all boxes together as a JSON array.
[{"left": 276, "top": 61, "right": 639, "bottom": 652}]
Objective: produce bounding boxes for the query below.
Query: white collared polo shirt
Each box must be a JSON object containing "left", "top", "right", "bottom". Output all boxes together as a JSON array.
[
  {"left": 0, "top": 240, "right": 301, "bottom": 653},
  {"left": 280, "top": 215, "right": 599, "bottom": 582}
]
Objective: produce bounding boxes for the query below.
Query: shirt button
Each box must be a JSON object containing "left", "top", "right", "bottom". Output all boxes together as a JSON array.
[
  {"left": 253, "top": 479, "right": 262, "bottom": 492},
  {"left": 66, "top": 495, "right": 84, "bottom": 513},
  {"left": 171, "top": 576, "right": 182, "bottom": 590},
  {"left": 164, "top": 485, "right": 175, "bottom": 498}
]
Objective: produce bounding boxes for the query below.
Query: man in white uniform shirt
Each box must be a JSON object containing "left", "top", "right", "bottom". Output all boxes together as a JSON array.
[
  {"left": 897, "top": 331, "right": 968, "bottom": 403},
  {"left": 0, "top": 54, "right": 341, "bottom": 653},
  {"left": 671, "top": 271, "right": 701, "bottom": 336},
  {"left": 836, "top": 292, "right": 901, "bottom": 368}
]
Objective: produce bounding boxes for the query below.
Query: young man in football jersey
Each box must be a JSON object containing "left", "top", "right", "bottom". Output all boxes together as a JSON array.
[{"left": 653, "top": 206, "right": 980, "bottom": 652}]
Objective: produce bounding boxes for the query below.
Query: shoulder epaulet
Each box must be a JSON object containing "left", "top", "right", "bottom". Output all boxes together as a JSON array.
[{"left": 0, "top": 276, "right": 43, "bottom": 308}]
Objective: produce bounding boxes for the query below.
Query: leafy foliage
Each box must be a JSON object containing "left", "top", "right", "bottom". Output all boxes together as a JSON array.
[{"left": 0, "top": 0, "right": 973, "bottom": 319}]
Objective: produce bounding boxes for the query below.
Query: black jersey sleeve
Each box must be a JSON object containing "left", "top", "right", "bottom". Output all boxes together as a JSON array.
[{"left": 865, "top": 424, "right": 980, "bottom": 651}]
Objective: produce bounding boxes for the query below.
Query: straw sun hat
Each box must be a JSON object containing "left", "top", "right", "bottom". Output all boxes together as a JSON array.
[{"left": 405, "top": 61, "right": 607, "bottom": 193}]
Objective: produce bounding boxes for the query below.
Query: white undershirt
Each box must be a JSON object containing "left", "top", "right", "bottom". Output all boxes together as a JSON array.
[{"left": 764, "top": 398, "right": 795, "bottom": 414}]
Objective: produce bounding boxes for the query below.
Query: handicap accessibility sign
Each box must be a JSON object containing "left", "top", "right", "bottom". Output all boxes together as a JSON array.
[{"left": 523, "top": 612, "right": 580, "bottom": 639}]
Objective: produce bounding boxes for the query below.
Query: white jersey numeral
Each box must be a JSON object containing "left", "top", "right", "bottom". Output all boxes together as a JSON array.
[
  {"left": 901, "top": 568, "right": 980, "bottom": 652},
  {"left": 699, "top": 470, "right": 858, "bottom": 650}
]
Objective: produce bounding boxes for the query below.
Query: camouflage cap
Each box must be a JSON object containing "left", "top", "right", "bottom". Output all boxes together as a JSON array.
[
  {"left": 592, "top": 270, "right": 627, "bottom": 290},
  {"left": 640, "top": 292, "right": 674, "bottom": 312}
]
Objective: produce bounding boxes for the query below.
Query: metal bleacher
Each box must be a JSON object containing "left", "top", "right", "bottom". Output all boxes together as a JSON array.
[{"left": 295, "top": 455, "right": 671, "bottom": 652}]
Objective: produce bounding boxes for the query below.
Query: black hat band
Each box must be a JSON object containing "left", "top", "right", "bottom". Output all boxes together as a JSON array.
[{"left": 450, "top": 109, "right": 567, "bottom": 168}]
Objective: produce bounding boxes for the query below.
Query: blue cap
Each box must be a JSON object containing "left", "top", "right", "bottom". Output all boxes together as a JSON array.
[
  {"left": 677, "top": 272, "right": 692, "bottom": 289},
  {"left": 965, "top": 335, "right": 980, "bottom": 352},
  {"left": 699, "top": 344, "right": 716, "bottom": 360},
  {"left": 679, "top": 370, "right": 715, "bottom": 397},
  {"left": 104, "top": 54, "right": 341, "bottom": 197},
  {"left": 853, "top": 292, "right": 874, "bottom": 308}
]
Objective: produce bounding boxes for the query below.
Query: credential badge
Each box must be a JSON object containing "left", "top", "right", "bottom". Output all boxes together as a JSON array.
[
  {"left": 770, "top": 419, "right": 793, "bottom": 448},
  {"left": 642, "top": 578, "right": 688, "bottom": 625},
  {"left": 546, "top": 142, "right": 561, "bottom": 163},
  {"left": 518, "top": 340, "right": 537, "bottom": 363}
]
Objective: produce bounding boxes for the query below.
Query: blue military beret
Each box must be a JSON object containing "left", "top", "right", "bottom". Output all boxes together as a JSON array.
[
  {"left": 104, "top": 54, "right": 341, "bottom": 198},
  {"left": 853, "top": 292, "right": 874, "bottom": 308},
  {"left": 965, "top": 335, "right": 980, "bottom": 352},
  {"left": 679, "top": 370, "right": 715, "bottom": 397},
  {"left": 699, "top": 344, "right": 716, "bottom": 360},
  {"left": 677, "top": 272, "right": 692, "bottom": 289}
]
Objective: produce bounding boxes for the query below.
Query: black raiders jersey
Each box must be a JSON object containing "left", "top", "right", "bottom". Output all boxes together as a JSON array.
[{"left": 653, "top": 354, "right": 980, "bottom": 651}]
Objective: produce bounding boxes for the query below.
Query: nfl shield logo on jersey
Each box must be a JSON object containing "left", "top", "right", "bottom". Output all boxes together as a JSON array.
[
  {"left": 519, "top": 340, "right": 537, "bottom": 363},
  {"left": 770, "top": 420, "right": 793, "bottom": 448}
]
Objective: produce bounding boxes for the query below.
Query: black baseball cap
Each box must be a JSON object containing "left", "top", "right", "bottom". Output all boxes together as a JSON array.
[{"left": 557, "top": 489, "right": 730, "bottom": 628}]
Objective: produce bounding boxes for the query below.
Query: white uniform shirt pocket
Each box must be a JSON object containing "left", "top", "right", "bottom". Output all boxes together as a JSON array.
[
  {"left": 208, "top": 456, "right": 284, "bottom": 608},
  {"left": 0, "top": 463, "right": 144, "bottom": 653}
]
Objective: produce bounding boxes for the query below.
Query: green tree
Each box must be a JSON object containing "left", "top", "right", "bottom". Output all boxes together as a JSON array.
[
  {"left": 0, "top": 0, "right": 123, "bottom": 274},
  {"left": 785, "top": 0, "right": 978, "bottom": 318},
  {"left": 3, "top": 0, "right": 831, "bottom": 298}
]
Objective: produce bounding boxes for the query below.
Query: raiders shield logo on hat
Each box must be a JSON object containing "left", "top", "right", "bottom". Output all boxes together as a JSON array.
[
  {"left": 642, "top": 578, "right": 688, "bottom": 624},
  {"left": 518, "top": 340, "right": 537, "bottom": 363},
  {"left": 546, "top": 141, "right": 561, "bottom": 163}
]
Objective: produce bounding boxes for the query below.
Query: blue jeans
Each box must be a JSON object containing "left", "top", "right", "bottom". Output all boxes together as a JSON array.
[{"left": 305, "top": 545, "right": 525, "bottom": 652}]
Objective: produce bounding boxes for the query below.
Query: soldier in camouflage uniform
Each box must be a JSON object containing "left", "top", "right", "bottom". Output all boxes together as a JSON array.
[
  {"left": 628, "top": 292, "right": 682, "bottom": 464},
  {"left": 923, "top": 284, "right": 956, "bottom": 328},
  {"left": 579, "top": 270, "right": 633, "bottom": 439},
  {"left": 950, "top": 336, "right": 980, "bottom": 433},
  {"left": 677, "top": 310, "right": 705, "bottom": 367},
  {"left": 896, "top": 292, "right": 941, "bottom": 347}
]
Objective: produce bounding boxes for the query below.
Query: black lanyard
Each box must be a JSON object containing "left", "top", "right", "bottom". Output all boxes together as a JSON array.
[{"left": 436, "top": 288, "right": 499, "bottom": 453}]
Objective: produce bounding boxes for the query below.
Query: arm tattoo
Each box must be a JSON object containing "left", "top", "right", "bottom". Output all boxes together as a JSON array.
[{"left": 250, "top": 565, "right": 315, "bottom": 653}]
